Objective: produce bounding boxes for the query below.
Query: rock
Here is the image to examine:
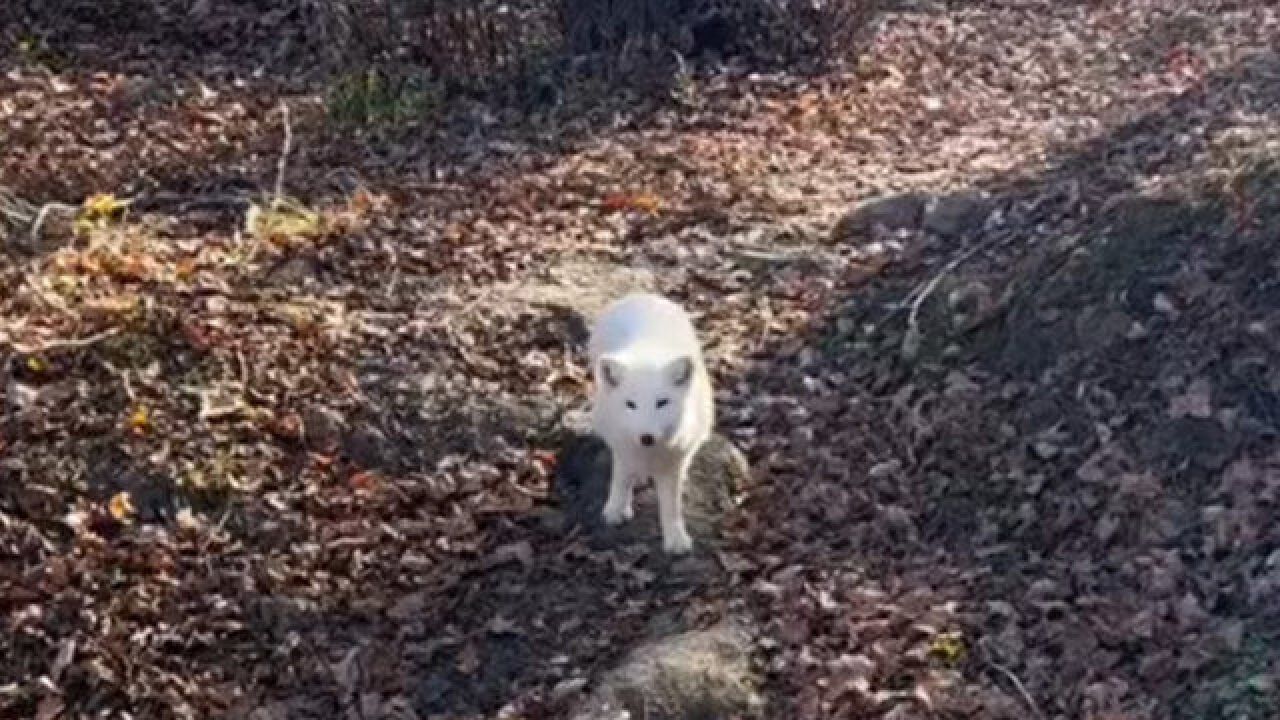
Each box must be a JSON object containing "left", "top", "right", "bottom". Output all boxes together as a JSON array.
[
  {"left": 265, "top": 256, "right": 319, "bottom": 287},
  {"left": 246, "top": 594, "right": 320, "bottom": 641},
  {"left": 832, "top": 193, "right": 927, "bottom": 241},
  {"left": 1149, "top": 417, "right": 1236, "bottom": 472},
  {"left": 570, "top": 622, "right": 763, "bottom": 720},
  {"left": 344, "top": 424, "right": 391, "bottom": 469},
  {"left": 491, "top": 394, "right": 566, "bottom": 445},
  {"left": 505, "top": 259, "right": 658, "bottom": 325},
  {"left": 923, "top": 191, "right": 992, "bottom": 239},
  {"left": 301, "top": 403, "right": 345, "bottom": 452},
  {"left": 552, "top": 433, "right": 749, "bottom": 550}
]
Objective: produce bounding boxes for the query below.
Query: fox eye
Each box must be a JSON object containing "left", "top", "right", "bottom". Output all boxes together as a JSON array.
[
  {"left": 625, "top": 400, "right": 636, "bottom": 410},
  {"left": 655, "top": 398, "right": 670, "bottom": 408}
]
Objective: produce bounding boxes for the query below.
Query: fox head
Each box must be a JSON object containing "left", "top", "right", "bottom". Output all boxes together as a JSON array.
[{"left": 595, "top": 353, "right": 697, "bottom": 451}]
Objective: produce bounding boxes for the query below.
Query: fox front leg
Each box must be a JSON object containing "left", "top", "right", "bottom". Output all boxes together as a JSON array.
[
  {"left": 655, "top": 457, "right": 694, "bottom": 554},
  {"left": 602, "top": 451, "right": 636, "bottom": 526}
]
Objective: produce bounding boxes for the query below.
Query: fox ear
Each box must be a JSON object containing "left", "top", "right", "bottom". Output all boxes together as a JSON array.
[
  {"left": 666, "top": 356, "right": 694, "bottom": 386},
  {"left": 598, "top": 356, "right": 625, "bottom": 389}
]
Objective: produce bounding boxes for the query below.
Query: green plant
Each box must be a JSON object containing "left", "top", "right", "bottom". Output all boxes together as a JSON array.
[
  {"left": 325, "top": 66, "right": 441, "bottom": 129},
  {"left": 1178, "top": 634, "right": 1279, "bottom": 720}
]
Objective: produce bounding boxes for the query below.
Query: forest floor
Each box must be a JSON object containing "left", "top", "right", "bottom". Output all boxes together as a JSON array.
[{"left": 2, "top": 1, "right": 1279, "bottom": 718}]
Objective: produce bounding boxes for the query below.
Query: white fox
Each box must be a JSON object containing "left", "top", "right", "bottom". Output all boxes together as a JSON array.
[{"left": 588, "top": 293, "right": 714, "bottom": 555}]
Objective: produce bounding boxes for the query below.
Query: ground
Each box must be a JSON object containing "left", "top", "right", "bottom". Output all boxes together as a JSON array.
[{"left": 2, "top": 1, "right": 1279, "bottom": 719}]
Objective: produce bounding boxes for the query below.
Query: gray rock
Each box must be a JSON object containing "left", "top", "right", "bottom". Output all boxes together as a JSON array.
[
  {"left": 344, "top": 424, "right": 391, "bottom": 469},
  {"left": 504, "top": 260, "right": 658, "bottom": 323},
  {"left": 302, "top": 403, "right": 345, "bottom": 452},
  {"left": 832, "top": 193, "right": 928, "bottom": 241},
  {"left": 265, "top": 256, "right": 319, "bottom": 287},
  {"left": 923, "top": 191, "right": 993, "bottom": 239},
  {"left": 570, "top": 622, "right": 763, "bottom": 720}
]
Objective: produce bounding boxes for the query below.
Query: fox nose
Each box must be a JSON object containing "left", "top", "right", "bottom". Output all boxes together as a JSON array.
[{"left": 640, "top": 434, "right": 655, "bottom": 447}]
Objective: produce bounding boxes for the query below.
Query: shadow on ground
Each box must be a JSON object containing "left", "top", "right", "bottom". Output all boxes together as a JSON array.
[{"left": 737, "top": 50, "right": 1280, "bottom": 717}]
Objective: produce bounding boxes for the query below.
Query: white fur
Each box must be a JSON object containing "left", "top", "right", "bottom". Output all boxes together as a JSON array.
[{"left": 588, "top": 293, "right": 714, "bottom": 555}]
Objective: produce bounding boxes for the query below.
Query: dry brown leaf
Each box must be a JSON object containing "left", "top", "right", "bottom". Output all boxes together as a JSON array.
[
  {"left": 107, "top": 491, "right": 135, "bottom": 523},
  {"left": 456, "top": 643, "right": 481, "bottom": 676},
  {"left": 482, "top": 540, "right": 534, "bottom": 572},
  {"left": 1168, "top": 377, "right": 1212, "bottom": 419}
]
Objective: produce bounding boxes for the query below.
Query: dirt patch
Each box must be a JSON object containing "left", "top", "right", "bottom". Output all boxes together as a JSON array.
[{"left": 553, "top": 432, "right": 750, "bottom": 551}]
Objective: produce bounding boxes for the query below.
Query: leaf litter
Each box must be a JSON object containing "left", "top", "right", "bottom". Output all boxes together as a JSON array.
[{"left": 3, "top": 1, "right": 1280, "bottom": 719}]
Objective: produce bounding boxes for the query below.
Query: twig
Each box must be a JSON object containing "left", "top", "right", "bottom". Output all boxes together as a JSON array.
[
  {"left": 29, "top": 202, "right": 79, "bottom": 247},
  {"left": 899, "top": 240, "right": 990, "bottom": 360},
  {"left": 979, "top": 639, "right": 1045, "bottom": 719},
  {"left": 101, "top": 360, "right": 137, "bottom": 402},
  {"left": 199, "top": 503, "right": 236, "bottom": 556},
  {"left": 0, "top": 193, "right": 35, "bottom": 225},
  {"left": 3, "top": 326, "right": 122, "bottom": 356},
  {"left": 22, "top": 273, "right": 79, "bottom": 318},
  {"left": 273, "top": 100, "right": 293, "bottom": 207},
  {"left": 906, "top": 242, "right": 987, "bottom": 331},
  {"left": 728, "top": 246, "right": 795, "bottom": 264}
]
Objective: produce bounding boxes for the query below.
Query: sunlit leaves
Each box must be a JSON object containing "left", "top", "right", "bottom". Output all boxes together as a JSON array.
[
  {"left": 245, "top": 200, "right": 324, "bottom": 246},
  {"left": 127, "top": 406, "right": 151, "bottom": 436},
  {"left": 928, "top": 632, "right": 966, "bottom": 667},
  {"left": 601, "top": 192, "right": 662, "bottom": 214},
  {"left": 75, "top": 193, "right": 129, "bottom": 237}
]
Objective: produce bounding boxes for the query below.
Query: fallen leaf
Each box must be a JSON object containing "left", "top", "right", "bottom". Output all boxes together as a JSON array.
[
  {"left": 602, "top": 192, "right": 662, "bottom": 214},
  {"left": 482, "top": 540, "right": 534, "bottom": 572},
  {"left": 349, "top": 470, "right": 381, "bottom": 493},
  {"left": 551, "top": 677, "right": 588, "bottom": 702},
  {"left": 198, "top": 389, "right": 246, "bottom": 421},
  {"left": 456, "top": 642, "right": 481, "bottom": 676},
  {"left": 50, "top": 637, "right": 76, "bottom": 683},
  {"left": 175, "top": 258, "right": 198, "bottom": 280},
  {"left": 487, "top": 614, "right": 520, "bottom": 635},
  {"left": 928, "top": 632, "right": 966, "bottom": 666},
  {"left": 388, "top": 592, "right": 427, "bottom": 621},
  {"left": 530, "top": 448, "right": 557, "bottom": 472},
  {"left": 127, "top": 406, "right": 151, "bottom": 435},
  {"left": 83, "top": 293, "right": 140, "bottom": 321},
  {"left": 628, "top": 192, "right": 662, "bottom": 213},
  {"left": 36, "top": 696, "right": 64, "bottom": 720},
  {"left": 247, "top": 201, "right": 324, "bottom": 245},
  {"left": 108, "top": 491, "right": 136, "bottom": 523},
  {"left": 332, "top": 647, "right": 361, "bottom": 695},
  {"left": 267, "top": 411, "right": 303, "bottom": 440},
  {"left": 75, "top": 192, "right": 128, "bottom": 235},
  {"left": 1168, "top": 377, "right": 1212, "bottom": 419},
  {"left": 82, "top": 192, "right": 127, "bottom": 218},
  {"left": 105, "top": 253, "right": 152, "bottom": 282},
  {"left": 181, "top": 321, "right": 214, "bottom": 350}
]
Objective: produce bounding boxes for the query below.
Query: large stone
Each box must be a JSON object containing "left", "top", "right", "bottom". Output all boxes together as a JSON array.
[
  {"left": 302, "top": 403, "right": 345, "bottom": 452},
  {"left": 832, "top": 193, "right": 927, "bottom": 241},
  {"left": 923, "top": 191, "right": 993, "bottom": 239},
  {"left": 570, "top": 622, "right": 764, "bottom": 720},
  {"left": 553, "top": 433, "right": 749, "bottom": 550},
  {"left": 504, "top": 260, "right": 658, "bottom": 332}
]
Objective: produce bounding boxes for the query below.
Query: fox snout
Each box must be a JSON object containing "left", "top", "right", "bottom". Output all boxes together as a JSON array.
[{"left": 637, "top": 424, "right": 679, "bottom": 449}]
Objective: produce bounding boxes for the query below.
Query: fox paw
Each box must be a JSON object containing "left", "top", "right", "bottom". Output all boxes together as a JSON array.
[
  {"left": 662, "top": 527, "right": 694, "bottom": 555},
  {"left": 602, "top": 502, "right": 633, "bottom": 526}
]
